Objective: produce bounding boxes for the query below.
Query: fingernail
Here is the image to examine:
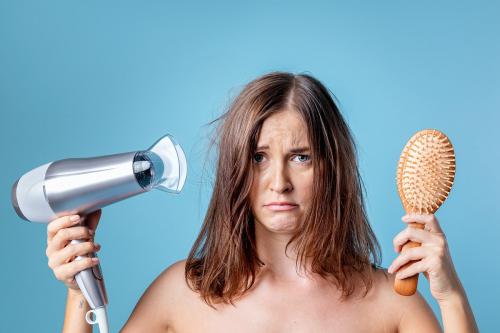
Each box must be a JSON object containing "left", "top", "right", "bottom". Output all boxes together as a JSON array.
[
  {"left": 70, "top": 215, "right": 80, "bottom": 222},
  {"left": 95, "top": 243, "right": 101, "bottom": 249},
  {"left": 89, "top": 229, "right": 95, "bottom": 235},
  {"left": 91, "top": 257, "right": 99, "bottom": 263}
]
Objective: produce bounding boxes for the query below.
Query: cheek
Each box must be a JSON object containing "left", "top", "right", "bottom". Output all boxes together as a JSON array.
[
  {"left": 294, "top": 173, "right": 314, "bottom": 202},
  {"left": 249, "top": 176, "right": 262, "bottom": 208}
]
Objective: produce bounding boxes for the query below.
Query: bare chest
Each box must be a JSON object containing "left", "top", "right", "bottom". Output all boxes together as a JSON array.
[{"left": 172, "top": 285, "right": 397, "bottom": 333}]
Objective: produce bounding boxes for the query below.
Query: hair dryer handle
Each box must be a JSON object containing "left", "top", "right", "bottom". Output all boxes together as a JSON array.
[
  {"left": 71, "top": 238, "right": 108, "bottom": 308},
  {"left": 70, "top": 215, "right": 108, "bottom": 310},
  {"left": 70, "top": 216, "right": 109, "bottom": 332}
]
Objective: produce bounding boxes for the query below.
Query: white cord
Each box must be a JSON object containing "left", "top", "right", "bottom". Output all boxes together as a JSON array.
[{"left": 85, "top": 306, "right": 109, "bottom": 333}]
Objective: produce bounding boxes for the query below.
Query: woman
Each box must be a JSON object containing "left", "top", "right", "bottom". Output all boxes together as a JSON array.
[{"left": 46, "top": 72, "right": 478, "bottom": 332}]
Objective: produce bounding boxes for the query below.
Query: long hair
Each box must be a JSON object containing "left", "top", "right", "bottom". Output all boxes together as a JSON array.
[{"left": 185, "top": 71, "right": 381, "bottom": 306}]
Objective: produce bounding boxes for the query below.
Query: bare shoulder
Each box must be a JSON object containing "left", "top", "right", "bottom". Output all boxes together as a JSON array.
[
  {"left": 120, "top": 259, "right": 195, "bottom": 333},
  {"left": 368, "top": 268, "right": 441, "bottom": 332}
]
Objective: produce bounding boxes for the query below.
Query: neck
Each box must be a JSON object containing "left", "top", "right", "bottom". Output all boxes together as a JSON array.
[{"left": 254, "top": 220, "right": 313, "bottom": 283}]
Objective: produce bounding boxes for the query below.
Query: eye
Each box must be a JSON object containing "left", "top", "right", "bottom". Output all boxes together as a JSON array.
[
  {"left": 253, "top": 153, "right": 265, "bottom": 163},
  {"left": 292, "top": 154, "right": 311, "bottom": 163}
]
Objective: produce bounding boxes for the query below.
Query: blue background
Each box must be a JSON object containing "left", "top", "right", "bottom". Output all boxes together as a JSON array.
[{"left": 1, "top": 1, "right": 498, "bottom": 331}]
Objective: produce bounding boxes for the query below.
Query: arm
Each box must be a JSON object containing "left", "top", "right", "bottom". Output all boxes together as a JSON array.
[
  {"left": 438, "top": 284, "right": 478, "bottom": 333},
  {"left": 397, "top": 282, "right": 478, "bottom": 333},
  {"left": 389, "top": 214, "right": 479, "bottom": 333},
  {"left": 63, "top": 289, "right": 92, "bottom": 333}
]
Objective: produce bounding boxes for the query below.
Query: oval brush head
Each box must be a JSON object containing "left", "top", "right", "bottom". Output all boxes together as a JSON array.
[{"left": 394, "top": 129, "right": 456, "bottom": 296}]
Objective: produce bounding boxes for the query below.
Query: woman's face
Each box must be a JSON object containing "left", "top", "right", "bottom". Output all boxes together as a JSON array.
[{"left": 250, "top": 109, "right": 314, "bottom": 234}]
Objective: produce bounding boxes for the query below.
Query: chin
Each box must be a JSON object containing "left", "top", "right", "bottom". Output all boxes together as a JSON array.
[{"left": 257, "top": 215, "right": 298, "bottom": 233}]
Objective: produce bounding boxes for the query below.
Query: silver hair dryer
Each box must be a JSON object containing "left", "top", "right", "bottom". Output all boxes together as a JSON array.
[{"left": 10, "top": 134, "right": 187, "bottom": 333}]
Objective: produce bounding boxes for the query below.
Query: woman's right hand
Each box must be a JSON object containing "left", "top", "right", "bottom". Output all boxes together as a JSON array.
[{"left": 46, "top": 210, "right": 102, "bottom": 292}]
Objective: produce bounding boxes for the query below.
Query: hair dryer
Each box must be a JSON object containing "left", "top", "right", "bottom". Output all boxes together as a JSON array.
[{"left": 10, "top": 134, "right": 187, "bottom": 333}]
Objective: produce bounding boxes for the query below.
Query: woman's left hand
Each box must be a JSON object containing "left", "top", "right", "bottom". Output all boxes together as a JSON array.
[{"left": 388, "top": 213, "right": 463, "bottom": 303}]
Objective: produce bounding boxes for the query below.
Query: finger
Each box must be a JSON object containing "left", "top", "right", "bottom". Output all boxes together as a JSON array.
[
  {"left": 47, "top": 215, "right": 81, "bottom": 241},
  {"left": 393, "top": 226, "right": 433, "bottom": 253},
  {"left": 388, "top": 246, "right": 429, "bottom": 274},
  {"left": 402, "top": 213, "right": 443, "bottom": 233},
  {"left": 85, "top": 209, "right": 102, "bottom": 233},
  {"left": 53, "top": 256, "right": 100, "bottom": 282},
  {"left": 48, "top": 241, "right": 101, "bottom": 269},
  {"left": 48, "top": 226, "right": 94, "bottom": 253},
  {"left": 395, "top": 259, "right": 429, "bottom": 280}
]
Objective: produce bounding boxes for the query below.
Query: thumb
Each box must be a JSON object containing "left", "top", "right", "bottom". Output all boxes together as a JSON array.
[{"left": 85, "top": 209, "right": 102, "bottom": 232}]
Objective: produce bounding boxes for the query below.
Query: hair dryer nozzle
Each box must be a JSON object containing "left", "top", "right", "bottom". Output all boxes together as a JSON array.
[{"left": 133, "top": 134, "right": 187, "bottom": 194}]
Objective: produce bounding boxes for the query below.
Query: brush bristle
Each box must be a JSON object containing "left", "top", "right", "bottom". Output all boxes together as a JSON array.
[{"left": 396, "top": 129, "right": 456, "bottom": 214}]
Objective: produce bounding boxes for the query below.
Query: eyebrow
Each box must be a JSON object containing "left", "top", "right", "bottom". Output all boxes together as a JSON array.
[{"left": 256, "top": 145, "right": 311, "bottom": 153}]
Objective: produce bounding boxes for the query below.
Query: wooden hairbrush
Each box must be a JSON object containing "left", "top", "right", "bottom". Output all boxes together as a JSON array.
[{"left": 394, "top": 129, "right": 456, "bottom": 296}]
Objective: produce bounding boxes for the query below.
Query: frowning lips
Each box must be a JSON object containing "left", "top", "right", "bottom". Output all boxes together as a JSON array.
[
  {"left": 264, "top": 201, "right": 298, "bottom": 206},
  {"left": 264, "top": 202, "right": 299, "bottom": 211}
]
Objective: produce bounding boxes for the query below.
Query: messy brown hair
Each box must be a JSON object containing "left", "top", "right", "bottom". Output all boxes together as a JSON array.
[{"left": 185, "top": 71, "right": 381, "bottom": 306}]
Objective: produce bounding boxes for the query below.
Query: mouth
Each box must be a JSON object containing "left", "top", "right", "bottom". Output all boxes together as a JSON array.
[{"left": 264, "top": 202, "right": 299, "bottom": 211}]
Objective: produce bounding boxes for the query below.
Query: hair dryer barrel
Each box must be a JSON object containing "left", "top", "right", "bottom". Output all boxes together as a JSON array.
[{"left": 11, "top": 134, "right": 187, "bottom": 223}]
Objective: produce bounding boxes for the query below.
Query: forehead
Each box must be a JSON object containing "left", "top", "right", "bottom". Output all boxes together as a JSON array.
[{"left": 257, "top": 110, "right": 309, "bottom": 146}]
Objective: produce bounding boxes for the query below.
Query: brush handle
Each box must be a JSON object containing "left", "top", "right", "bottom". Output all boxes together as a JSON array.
[{"left": 394, "top": 222, "right": 424, "bottom": 296}]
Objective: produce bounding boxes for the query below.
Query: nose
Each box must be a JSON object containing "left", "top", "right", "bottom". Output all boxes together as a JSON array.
[{"left": 269, "top": 161, "right": 293, "bottom": 193}]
